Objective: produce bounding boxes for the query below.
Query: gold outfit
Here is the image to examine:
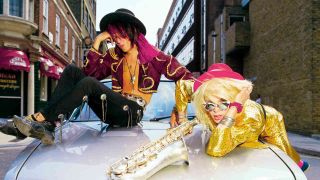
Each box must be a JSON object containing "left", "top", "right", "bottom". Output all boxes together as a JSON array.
[
  {"left": 175, "top": 79, "right": 194, "bottom": 113},
  {"left": 206, "top": 100, "right": 300, "bottom": 163}
]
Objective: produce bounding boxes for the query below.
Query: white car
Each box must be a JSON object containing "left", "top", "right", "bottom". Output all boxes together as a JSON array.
[{"left": 5, "top": 79, "right": 307, "bottom": 180}]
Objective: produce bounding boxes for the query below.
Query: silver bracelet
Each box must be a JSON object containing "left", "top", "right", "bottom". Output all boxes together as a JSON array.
[{"left": 219, "top": 116, "right": 235, "bottom": 127}]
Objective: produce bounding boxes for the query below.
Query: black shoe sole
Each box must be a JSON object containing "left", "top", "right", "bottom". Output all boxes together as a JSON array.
[
  {"left": 0, "top": 118, "right": 27, "bottom": 139},
  {"left": 13, "top": 115, "right": 54, "bottom": 145}
]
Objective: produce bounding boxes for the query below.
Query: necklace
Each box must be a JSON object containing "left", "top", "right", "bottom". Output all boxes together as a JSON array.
[{"left": 124, "top": 56, "right": 138, "bottom": 91}]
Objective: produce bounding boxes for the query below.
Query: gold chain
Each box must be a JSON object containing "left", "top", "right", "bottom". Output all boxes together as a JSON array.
[{"left": 124, "top": 56, "right": 138, "bottom": 92}]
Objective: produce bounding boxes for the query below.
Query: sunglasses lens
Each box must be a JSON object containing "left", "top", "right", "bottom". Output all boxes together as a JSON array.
[
  {"left": 205, "top": 103, "right": 215, "bottom": 111},
  {"left": 219, "top": 102, "right": 230, "bottom": 110}
]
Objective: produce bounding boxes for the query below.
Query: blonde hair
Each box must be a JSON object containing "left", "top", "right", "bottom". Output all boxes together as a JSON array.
[{"left": 193, "top": 78, "right": 253, "bottom": 129}]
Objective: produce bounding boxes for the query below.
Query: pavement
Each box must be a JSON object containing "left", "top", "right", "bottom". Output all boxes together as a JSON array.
[
  {"left": 287, "top": 132, "right": 320, "bottom": 157},
  {"left": 0, "top": 130, "right": 320, "bottom": 156}
]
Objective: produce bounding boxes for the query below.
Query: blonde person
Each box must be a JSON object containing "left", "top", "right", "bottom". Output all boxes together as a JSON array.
[{"left": 193, "top": 63, "right": 309, "bottom": 172}]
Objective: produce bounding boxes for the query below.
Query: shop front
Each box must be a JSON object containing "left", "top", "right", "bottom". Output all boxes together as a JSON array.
[
  {"left": 38, "top": 56, "right": 63, "bottom": 102},
  {"left": 0, "top": 47, "right": 30, "bottom": 118},
  {"left": 37, "top": 47, "right": 65, "bottom": 109}
]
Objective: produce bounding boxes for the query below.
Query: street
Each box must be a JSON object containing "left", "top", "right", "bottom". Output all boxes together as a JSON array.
[
  {"left": 301, "top": 154, "right": 320, "bottom": 180},
  {"left": 0, "top": 144, "right": 319, "bottom": 180}
]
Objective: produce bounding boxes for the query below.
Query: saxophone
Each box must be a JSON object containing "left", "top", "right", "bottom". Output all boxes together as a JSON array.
[{"left": 107, "top": 118, "right": 199, "bottom": 179}]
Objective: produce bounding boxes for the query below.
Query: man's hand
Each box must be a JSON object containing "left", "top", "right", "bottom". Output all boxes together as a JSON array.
[{"left": 93, "top": 31, "right": 113, "bottom": 50}]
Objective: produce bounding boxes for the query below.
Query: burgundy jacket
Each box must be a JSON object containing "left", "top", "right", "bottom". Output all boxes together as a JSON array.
[{"left": 83, "top": 48, "right": 194, "bottom": 94}]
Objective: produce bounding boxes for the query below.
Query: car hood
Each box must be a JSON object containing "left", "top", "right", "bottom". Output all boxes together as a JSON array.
[{"left": 9, "top": 121, "right": 306, "bottom": 180}]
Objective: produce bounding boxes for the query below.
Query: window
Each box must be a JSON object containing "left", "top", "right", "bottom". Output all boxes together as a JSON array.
[
  {"left": 0, "top": 0, "right": 3, "bottom": 14},
  {"left": 83, "top": 7, "right": 88, "bottom": 28},
  {"left": 92, "top": 0, "right": 96, "bottom": 15},
  {"left": 229, "top": 15, "right": 245, "bottom": 26},
  {"left": 55, "top": 14, "right": 60, "bottom": 46},
  {"left": 40, "top": 75, "right": 48, "bottom": 101},
  {"left": 88, "top": 16, "right": 91, "bottom": 33},
  {"left": 43, "top": 0, "right": 48, "bottom": 35},
  {"left": 90, "top": 0, "right": 93, "bottom": 8},
  {"left": 182, "top": 25, "right": 186, "bottom": 34},
  {"left": 9, "top": 0, "right": 23, "bottom": 17},
  {"left": 28, "top": 0, "right": 34, "bottom": 21},
  {"left": 72, "top": 36, "right": 75, "bottom": 61},
  {"left": 91, "top": 23, "right": 94, "bottom": 39},
  {"left": 64, "top": 26, "right": 68, "bottom": 54}
]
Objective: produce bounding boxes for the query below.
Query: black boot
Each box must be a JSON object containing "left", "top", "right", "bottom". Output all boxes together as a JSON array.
[
  {"left": 0, "top": 118, "right": 27, "bottom": 139},
  {"left": 13, "top": 115, "right": 55, "bottom": 145}
]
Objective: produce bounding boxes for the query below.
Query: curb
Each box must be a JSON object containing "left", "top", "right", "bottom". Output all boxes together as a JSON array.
[{"left": 293, "top": 146, "right": 320, "bottom": 157}]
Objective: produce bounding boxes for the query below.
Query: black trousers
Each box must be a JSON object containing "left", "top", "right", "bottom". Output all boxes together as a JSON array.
[{"left": 41, "top": 64, "right": 143, "bottom": 127}]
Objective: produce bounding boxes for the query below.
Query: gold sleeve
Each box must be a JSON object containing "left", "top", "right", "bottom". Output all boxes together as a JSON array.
[
  {"left": 206, "top": 102, "right": 266, "bottom": 157},
  {"left": 260, "top": 105, "right": 301, "bottom": 163},
  {"left": 175, "top": 79, "right": 194, "bottom": 113}
]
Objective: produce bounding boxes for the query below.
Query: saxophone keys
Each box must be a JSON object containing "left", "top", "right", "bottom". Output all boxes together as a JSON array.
[
  {"left": 136, "top": 157, "right": 147, "bottom": 166},
  {"left": 126, "top": 161, "right": 137, "bottom": 173},
  {"left": 149, "top": 153, "right": 157, "bottom": 160}
]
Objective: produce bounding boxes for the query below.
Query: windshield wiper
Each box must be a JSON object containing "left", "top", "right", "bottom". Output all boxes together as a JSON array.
[{"left": 149, "top": 115, "right": 196, "bottom": 121}]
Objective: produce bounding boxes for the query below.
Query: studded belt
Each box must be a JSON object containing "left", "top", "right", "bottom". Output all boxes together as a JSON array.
[{"left": 122, "top": 93, "right": 147, "bottom": 108}]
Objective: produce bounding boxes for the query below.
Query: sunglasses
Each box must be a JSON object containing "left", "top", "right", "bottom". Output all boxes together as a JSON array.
[{"left": 203, "top": 101, "right": 230, "bottom": 111}]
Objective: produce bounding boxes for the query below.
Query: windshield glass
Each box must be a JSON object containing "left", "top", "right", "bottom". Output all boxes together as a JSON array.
[{"left": 69, "top": 79, "right": 195, "bottom": 122}]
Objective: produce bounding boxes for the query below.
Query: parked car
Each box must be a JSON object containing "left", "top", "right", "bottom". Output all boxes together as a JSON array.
[{"left": 5, "top": 79, "right": 307, "bottom": 180}]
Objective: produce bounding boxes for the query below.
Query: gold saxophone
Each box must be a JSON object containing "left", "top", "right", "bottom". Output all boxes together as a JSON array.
[{"left": 107, "top": 118, "right": 199, "bottom": 179}]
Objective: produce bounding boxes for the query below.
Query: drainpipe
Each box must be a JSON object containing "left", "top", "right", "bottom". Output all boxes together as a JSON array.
[
  {"left": 220, "top": 14, "right": 226, "bottom": 63},
  {"left": 212, "top": 32, "right": 217, "bottom": 63}
]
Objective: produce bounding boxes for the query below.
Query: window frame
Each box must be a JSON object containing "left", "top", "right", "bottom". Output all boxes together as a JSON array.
[
  {"left": 72, "top": 36, "right": 75, "bottom": 61},
  {"left": 55, "top": 14, "right": 60, "bottom": 46},
  {"left": 64, "top": 26, "right": 69, "bottom": 55},
  {"left": 42, "top": 0, "right": 49, "bottom": 35}
]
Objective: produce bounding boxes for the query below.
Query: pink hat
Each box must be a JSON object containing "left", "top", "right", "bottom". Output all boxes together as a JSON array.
[{"left": 193, "top": 63, "right": 244, "bottom": 92}]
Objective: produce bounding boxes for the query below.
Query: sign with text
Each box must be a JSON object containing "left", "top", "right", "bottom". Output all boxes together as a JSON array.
[{"left": 0, "top": 70, "right": 21, "bottom": 96}]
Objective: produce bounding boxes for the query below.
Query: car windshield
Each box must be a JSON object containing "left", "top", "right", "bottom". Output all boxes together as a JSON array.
[{"left": 69, "top": 79, "right": 195, "bottom": 122}]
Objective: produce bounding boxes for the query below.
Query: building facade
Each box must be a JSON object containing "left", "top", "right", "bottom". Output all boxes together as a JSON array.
[
  {"left": 157, "top": 0, "right": 201, "bottom": 73},
  {"left": 210, "top": 0, "right": 320, "bottom": 135},
  {"left": 0, "top": 0, "right": 84, "bottom": 118},
  {"left": 66, "top": 0, "right": 96, "bottom": 63},
  {"left": 159, "top": 0, "right": 320, "bottom": 135},
  {"left": 33, "top": 0, "right": 82, "bottom": 112},
  {"left": 239, "top": 0, "right": 320, "bottom": 135},
  {"left": 157, "top": 0, "right": 320, "bottom": 135},
  {"left": 0, "top": 0, "right": 37, "bottom": 118}
]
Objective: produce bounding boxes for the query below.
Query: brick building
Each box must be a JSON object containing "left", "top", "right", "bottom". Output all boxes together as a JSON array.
[
  {"left": 160, "top": 0, "right": 320, "bottom": 135},
  {"left": 66, "top": 0, "right": 96, "bottom": 63},
  {"left": 32, "top": 0, "right": 82, "bottom": 112},
  {"left": 0, "top": 0, "right": 83, "bottom": 118},
  {"left": 0, "top": 0, "right": 37, "bottom": 118},
  {"left": 240, "top": 0, "right": 320, "bottom": 135},
  {"left": 209, "top": 0, "right": 320, "bottom": 135}
]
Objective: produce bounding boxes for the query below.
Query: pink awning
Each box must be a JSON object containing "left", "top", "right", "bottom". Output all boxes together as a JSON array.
[
  {"left": 0, "top": 48, "right": 30, "bottom": 72},
  {"left": 39, "top": 57, "right": 63, "bottom": 79}
]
